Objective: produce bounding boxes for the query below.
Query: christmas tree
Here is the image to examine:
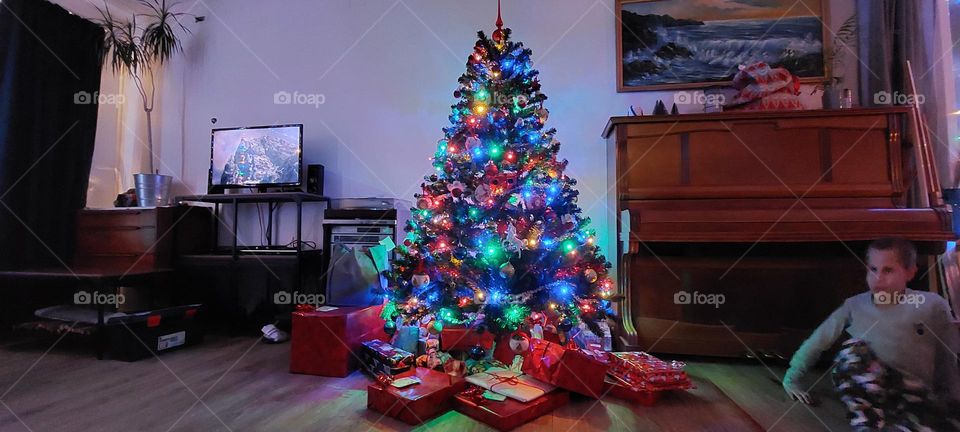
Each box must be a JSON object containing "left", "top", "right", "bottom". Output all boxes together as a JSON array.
[{"left": 384, "top": 7, "right": 616, "bottom": 337}]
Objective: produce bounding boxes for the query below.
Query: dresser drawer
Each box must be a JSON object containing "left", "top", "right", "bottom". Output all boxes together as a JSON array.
[
  {"left": 76, "top": 226, "right": 161, "bottom": 255},
  {"left": 77, "top": 208, "right": 162, "bottom": 228}
]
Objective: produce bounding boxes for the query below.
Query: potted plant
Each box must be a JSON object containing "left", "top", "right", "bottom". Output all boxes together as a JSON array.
[
  {"left": 95, "top": 0, "right": 199, "bottom": 206},
  {"left": 816, "top": 14, "right": 857, "bottom": 109}
]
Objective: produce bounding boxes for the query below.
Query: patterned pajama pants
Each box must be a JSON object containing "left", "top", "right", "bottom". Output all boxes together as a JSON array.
[{"left": 831, "top": 339, "right": 959, "bottom": 431}]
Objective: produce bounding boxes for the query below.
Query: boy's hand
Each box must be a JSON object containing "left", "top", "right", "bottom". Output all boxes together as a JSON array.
[
  {"left": 782, "top": 372, "right": 815, "bottom": 405},
  {"left": 784, "top": 383, "right": 814, "bottom": 405}
]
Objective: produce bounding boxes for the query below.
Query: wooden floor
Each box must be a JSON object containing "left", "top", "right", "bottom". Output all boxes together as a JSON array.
[{"left": 0, "top": 335, "right": 849, "bottom": 432}]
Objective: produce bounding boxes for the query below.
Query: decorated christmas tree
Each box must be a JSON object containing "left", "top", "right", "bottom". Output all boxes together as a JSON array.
[{"left": 384, "top": 6, "right": 616, "bottom": 338}]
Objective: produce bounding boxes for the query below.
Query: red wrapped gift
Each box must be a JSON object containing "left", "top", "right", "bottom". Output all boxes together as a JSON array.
[
  {"left": 454, "top": 385, "right": 569, "bottom": 431},
  {"left": 367, "top": 367, "right": 466, "bottom": 425},
  {"left": 492, "top": 334, "right": 519, "bottom": 365},
  {"left": 606, "top": 352, "right": 693, "bottom": 392},
  {"left": 290, "top": 304, "right": 387, "bottom": 377},
  {"left": 440, "top": 326, "right": 495, "bottom": 352},
  {"left": 602, "top": 378, "right": 661, "bottom": 406},
  {"left": 522, "top": 338, "right": 608, "bottom": 398}
]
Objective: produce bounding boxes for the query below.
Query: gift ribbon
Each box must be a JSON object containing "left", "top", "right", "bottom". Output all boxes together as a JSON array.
[
  {"left": 458, "top": 385, "right": 487, "bottom": 405},
  {"left": 485, "top": 371, "right": 543, "bottom": 394},
  {"left": 375, "top": 373, "right": 394, "bottom": 387},
  {"left": 487, "top": 373, "right": 520, "bottom": 391},
  {"left": 295, "top": 304, "right": 316, "bottom": 312},
  {"left": 458, "top": 385, "right": 502, "bottom": 416}
]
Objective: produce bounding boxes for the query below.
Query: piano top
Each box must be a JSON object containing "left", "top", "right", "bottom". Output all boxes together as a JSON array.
[{"left": 603, "top": 107, "right": 913, "bottom": 138}]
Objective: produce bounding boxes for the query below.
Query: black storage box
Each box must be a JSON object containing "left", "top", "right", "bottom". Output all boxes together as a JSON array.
[{"left": 105, "top": 304, "right": 204, "bottom": 361}]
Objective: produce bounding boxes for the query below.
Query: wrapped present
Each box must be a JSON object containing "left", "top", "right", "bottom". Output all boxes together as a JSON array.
[
  {"left": 289, "top": 304, "right": 387, "bottom": 377},
  {"left": 415, "top": 338, "right": 451, "bottom": 371},
  {"left": 522, "top": 338, "right": 608, "bottom": 398},
  {"left": 417, "top": 336, "right": 430, "bottom": 356},
  {"left": 361, "top": 340, "right": 414, "bottom": 376},
  {"left": 454, "top": 385, "right": 570, "bottom": 431},
  {"left": 465, "top": 367, "right": 555, "bottom": 403},
  {"left": 492, "top": 335, "right": 518, "bottom": 365},
  {"left": 367, "top": 367, "right": 466, "bottom": 425},
  {"left": 570, "top": 324, "right": 603, "bottom": 351},
  {"left": 606, "top": 352, "right": 693, "bottom": 392},
  {"left": 465, "top": 358, "right": 507, "bottom": 376},
  {"left": 493, "top": 331, "right": 532, "bottom": 366},
  {"left": 602, "top": 378, "right": 661, "bottom": 406},
  {"left": 393, "top": 325, "right": 420, "bottom": 355},
  {"left": 440, "top": 326, "right": 495, "bottom": 352}
]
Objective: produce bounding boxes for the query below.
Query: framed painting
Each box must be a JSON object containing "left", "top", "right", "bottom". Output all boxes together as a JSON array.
[{"left": 616, "top": 0, "right": 829, "bottom": 92}]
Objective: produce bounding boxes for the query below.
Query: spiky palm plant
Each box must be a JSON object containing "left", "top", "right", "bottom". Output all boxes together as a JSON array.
[{"left": 96, "top": 0, "right": 194, "bottom": 174}]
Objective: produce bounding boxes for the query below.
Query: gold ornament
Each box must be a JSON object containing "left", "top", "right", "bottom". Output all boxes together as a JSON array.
[{"left": 584, "top": 269, "right": 598, "bottom": 283}]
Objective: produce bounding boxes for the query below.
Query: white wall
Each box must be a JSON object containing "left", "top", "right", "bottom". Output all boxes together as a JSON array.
[{"left": 77, "top": 0, "right": 857, "bottom": 263}]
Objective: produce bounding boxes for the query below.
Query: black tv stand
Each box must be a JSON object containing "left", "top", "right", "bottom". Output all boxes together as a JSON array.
[
  {"left": 174, "top": 193, "right": 330, "bottom": 326},
  {"left": 176, "top": 192, "right": 329, "bottom": 259}
]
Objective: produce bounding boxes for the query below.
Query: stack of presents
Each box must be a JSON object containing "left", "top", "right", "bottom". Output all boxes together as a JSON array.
[{"left": 290, "top": 304, "right": 693, "bottom": 431}]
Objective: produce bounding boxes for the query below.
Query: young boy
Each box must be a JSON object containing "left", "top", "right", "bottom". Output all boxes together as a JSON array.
[{"left": 783, "top": 237, "right": 960, "bottom": 431}]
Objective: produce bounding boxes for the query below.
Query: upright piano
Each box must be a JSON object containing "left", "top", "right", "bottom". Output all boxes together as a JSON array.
[{"left": 603, "top": 107, "right": 954, "bottom": 357}]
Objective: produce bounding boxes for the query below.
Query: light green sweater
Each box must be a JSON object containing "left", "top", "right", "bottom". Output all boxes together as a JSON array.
[{"left": 783, "top": 289, "right": 960, "bottom": 403}]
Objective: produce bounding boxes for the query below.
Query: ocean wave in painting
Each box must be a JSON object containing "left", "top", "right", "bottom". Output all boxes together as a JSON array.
[{"left": 622, "top": 15, "right": 824, "bottom": 86}]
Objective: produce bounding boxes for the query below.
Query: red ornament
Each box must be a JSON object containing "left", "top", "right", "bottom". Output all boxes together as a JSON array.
[
  {"left": 484, "top": 161, "right": 499, "bottom": 176},
  {"left": 492, "top": 0, "right": 505, "bottom": 43}
]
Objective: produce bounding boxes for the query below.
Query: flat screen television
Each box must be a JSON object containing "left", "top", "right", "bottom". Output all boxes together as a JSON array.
[{"left": 209, "top": 124, "right": 303, "bottom": 190}]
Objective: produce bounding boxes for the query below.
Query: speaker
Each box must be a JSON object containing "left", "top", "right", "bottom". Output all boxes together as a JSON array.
[{"left": 306, "top": 164, "right": 324, "bottom": 195}]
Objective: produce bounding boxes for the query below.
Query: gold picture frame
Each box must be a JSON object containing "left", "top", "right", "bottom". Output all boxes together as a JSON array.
[{"left": 616, "top": 0, "right": 830, "bottom": 92}]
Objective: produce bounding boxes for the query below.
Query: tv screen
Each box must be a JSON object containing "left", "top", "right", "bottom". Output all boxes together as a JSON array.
[{"left": 209, "top": 124, "right": 302, "bottom": 188}]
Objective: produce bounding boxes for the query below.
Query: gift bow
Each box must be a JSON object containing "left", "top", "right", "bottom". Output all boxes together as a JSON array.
[
  {"left": 458, "top": 385, "right": 487, "bottom": 405},
  {"left": 375, "top": 373, "right": 393, "bottom": 387},
  {"left": 487, "top": 373, "right": 520, "bottom": 391},
  {"left": 484, "top": 371, "right": 542, "bottom": 394}
]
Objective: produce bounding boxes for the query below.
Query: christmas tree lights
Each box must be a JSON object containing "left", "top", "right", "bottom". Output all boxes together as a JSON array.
[{"left": 384, "top": 5, "right": 616, "bottom": 336}]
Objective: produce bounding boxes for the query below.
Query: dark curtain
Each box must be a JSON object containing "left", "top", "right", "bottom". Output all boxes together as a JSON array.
[
  {"left": 0, "top": 0, "right": 104, "bottom": 270},
  {"left": 857, "top": 0, "right": 952, "bottom": 187}
]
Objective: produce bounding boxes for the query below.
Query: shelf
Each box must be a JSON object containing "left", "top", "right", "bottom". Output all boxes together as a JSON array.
[
  {"left": 176, "top": 192, "right": 330, "bottom": 204},
  {"left": 179, "top": 250, "right": 321, "bottom": 261}
]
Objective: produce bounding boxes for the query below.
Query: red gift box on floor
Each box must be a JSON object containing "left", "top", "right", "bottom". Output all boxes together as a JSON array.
[
  {"left": 367, "top": 367, "right": 466, "bottom": 425},
  {"left": 606, "top": 352, "right": 693, "bottom": 392},
  {"left": 440, "top": 326, "right": 495, "bottom": 352},
  {"left": 454, "top": 385, "right": 569, "bottom": 431},
  {"left": 290, "top": 305, "right": 387, "bottom": 377},
  {"left": 602, "top": 378, "right": 661, "bottom": 406},
  {"left": 522, "top": 338, "right": 608, "bottom": 398},
  {"left": 492, "top": 334, "right": 519, "bottom": 365}
]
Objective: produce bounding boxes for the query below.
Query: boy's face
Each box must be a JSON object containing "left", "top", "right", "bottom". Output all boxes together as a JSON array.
[{"left": 866, "top": 248, "right": 916, "bottom": 294}]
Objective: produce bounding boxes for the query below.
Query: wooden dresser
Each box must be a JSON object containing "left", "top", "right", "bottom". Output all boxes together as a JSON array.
[
  {"left": 74, "top": 207, "right": 176, "bottom": 271},
  {"left": 603, "top": 107, "right": 955, "bottom": 357}
]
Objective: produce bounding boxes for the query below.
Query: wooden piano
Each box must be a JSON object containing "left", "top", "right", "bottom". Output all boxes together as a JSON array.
[{"left": 603, "top": 107, "right": 955, "bottom": 357}]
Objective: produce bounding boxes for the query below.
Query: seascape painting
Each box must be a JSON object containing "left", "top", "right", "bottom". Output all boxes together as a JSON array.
[{"left": 617, "top": 0, "right": 826, "bottom": 91}]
